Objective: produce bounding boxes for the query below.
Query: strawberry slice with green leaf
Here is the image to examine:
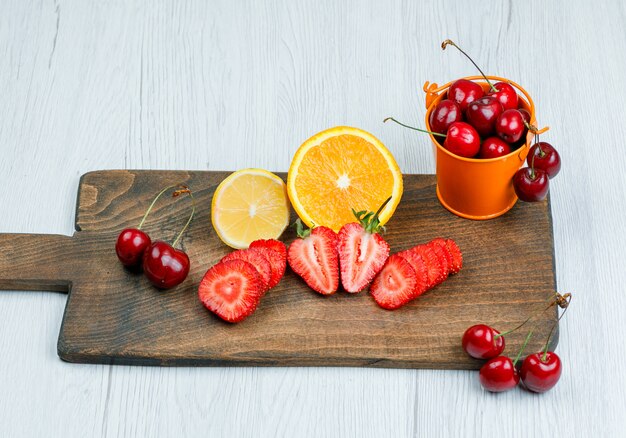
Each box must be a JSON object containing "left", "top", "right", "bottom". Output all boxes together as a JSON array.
[
  {"left": 198, "top": 259, "right": 264, "bottom": 323},
  {"left": 287, "top": 219, "right": 339, "bottom": 295},
  {"left": 338, "top": 198, "right": 392, "bottom": 293}
]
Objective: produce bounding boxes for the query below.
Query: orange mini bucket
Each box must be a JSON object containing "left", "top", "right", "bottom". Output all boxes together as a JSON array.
[{"left": 423, "top": 75, "right": 547, "bottom": 220}]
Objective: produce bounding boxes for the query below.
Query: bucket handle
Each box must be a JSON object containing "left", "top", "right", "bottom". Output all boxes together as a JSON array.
[{"left": 518, "top": 125, "right": 551, "bottom": 162}]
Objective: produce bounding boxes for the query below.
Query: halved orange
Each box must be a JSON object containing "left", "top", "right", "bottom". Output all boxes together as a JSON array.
[
  {"left": 211, "top": 169, "right": 290, "bottom": 249},
  {"left": 287, "top": 127, "right": 403, "bottom": 232}
]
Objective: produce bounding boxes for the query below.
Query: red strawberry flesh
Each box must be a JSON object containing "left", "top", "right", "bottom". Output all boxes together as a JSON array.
[
  {"left": 338, "top": 222, "right": 390, "bottom": 293},
  {"left": 412, "top": 245, "right": 445, "bottom": 289},
  {"left": 370, "top": 254, "right": 418, "bottom": 310},
  {"left": 287, "top": 226, "right": 339, "bottom": 295},
  {"left": 426, "top": 241, "right": 450, "bottom": 285},
  {"left": 198, "top": 259, "right": 264, "bottom": 323},
  {"left": 445, "top": 239, "right": 463, "bottom": 274},
  {"left": 249, "top": 246, "right": 286, "bottom": 288},
  {"left": 250, "top": 239, "right": 287, "bottom": 260},
  {"left": 221, "top": 249, "right": 272, "bottom": 292},
  {"left": 396, "top": 249, "right": 429, "bottom": 297}
]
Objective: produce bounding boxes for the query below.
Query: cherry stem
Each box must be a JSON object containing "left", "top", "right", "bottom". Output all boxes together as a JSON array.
[
  {"left": 441, "top": 39, "right": 497, "bottom": 92},
  {"left": 513, "top": 330, "right": 534, "bottom": 367},
  {"left": 529, "top": 147, "right": 537, "bottom": 180},
  {"left": 171, "top": 187, "right": 195, "bottom": 248},
  {"left": 137, "top": 185, "right": 178, "bottom": 230},
  {"left": 541, "top": 293, "right": 572, "bottom": 361},
  {"left": 383, "top": 117, "right": 446, "bottom": 138},
  {"left": 494, "top": 292, "right": 568, "bottom": 339}
]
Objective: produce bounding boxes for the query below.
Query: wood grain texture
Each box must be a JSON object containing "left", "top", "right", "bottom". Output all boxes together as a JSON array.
[
  {"left": 0, "top": 170, "right": 557, "bottom": 368},
  {"left": 0, "top": 0, "right": 625, "bottom": 437}
]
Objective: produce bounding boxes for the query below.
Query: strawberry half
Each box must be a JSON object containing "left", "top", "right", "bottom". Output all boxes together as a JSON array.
[
  {"left": 412, "top": 244, "right": 445, "bottom": 289},
  {"left": 396, "top": 248, "right": 429, "bottom": 297},
  {"left": 445, "top": 239, "right": 463, "bottom": 274},
  {"left": 338, "top": 199, "right": 392, "bottom": 293},
  {"left": 221, "top": 249, "right": 272, "bottom": 292},
  {"left": 287, "top": 219, "right": 339, "bottom": 295},
  {"left": 370, "top": 254, "right": 418, "bottom": 310},
  {"left": 198, "top": 259, "right": 265, "bottom": 323}
]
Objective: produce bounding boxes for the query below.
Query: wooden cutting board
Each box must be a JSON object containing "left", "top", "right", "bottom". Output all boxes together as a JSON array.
[{"left": 0, "top": 170, "right": 558, "bottom": 368}]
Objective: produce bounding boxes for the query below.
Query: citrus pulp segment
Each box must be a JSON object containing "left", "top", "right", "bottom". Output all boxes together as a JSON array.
[
  {"left": 211, "top": 169, "right": 290, "bottom": 249},
  {"left": 287, "top": 126, "right": 403, "bottom": 232}
]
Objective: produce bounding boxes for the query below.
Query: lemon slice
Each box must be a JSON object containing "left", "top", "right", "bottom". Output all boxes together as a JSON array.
[
  {"left": 287, "top": 126, "right": 403, "bottom": 232},
  {"left": 211, "top": 169, "right": 290, "bottom": 249}
]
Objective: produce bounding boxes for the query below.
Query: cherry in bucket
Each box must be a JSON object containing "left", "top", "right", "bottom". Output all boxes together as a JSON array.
[
  {"left": 143, "top": 186, "right": 196, "bottom": 289},
  {"left": 383, "top": 117, "right": 480, "bottom": 158},
  {"left": 429, "top": 99, "right": 463, "bottom": 134},
  {"left": 442, "top": 39, "right": 519, "bottom": 111}
]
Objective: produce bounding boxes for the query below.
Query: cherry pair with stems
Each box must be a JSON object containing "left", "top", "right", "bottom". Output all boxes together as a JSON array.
[
  {"left": 463, "top": 292, "right": 572, "bottom": 393},
  {"left": 115, "top": 185, "right": 195, "bottom": 289}
]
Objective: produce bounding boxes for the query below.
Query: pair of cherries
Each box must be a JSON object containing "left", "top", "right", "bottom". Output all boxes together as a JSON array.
[
  {"left": 115, "top": 185, "right": 195, "bottom": 289},
  {"left": 462, "top": 292, "right": 571, "bottom": 393},
  {"left": 513, "top": 138, "right": 561, "bottom": 202}
]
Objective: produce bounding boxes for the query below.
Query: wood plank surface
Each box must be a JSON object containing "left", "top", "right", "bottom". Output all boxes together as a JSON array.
[
  {"left": 1, "top": 170, "right": 557, "bottom": 368},
  {"left": 0, "top": 0, "right": 625, "bottom": 437}
]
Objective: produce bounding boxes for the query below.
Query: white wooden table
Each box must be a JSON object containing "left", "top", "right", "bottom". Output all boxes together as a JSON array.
[{"left": 1, "top": 1, "right": 624, "bottom": 436}]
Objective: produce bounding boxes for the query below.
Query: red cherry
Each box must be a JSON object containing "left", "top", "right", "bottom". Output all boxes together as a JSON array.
[
  {"left": 429, "top": 99, "right": 463, "bottom": 134},
  {"left": 444, "top": 121, "right": 480, "bottom": 158},
  {"left": 462, "top": 324, "right": 505, "bottom": 359},
  {"left": 448, "top": 79, "right": 484, "bottom": 112},
  {"left": 479, "top": 356, "right": 520, "bottom": 392},
  {"left": 143, "top": 241, "right": 190, "bottom": 289},
  {"left": 496, "top": 109, "right": 525, "bottom": 143},
  {"left": 466, "top": 96, "right": 504, "bottom": 137},
  {"left": 116, "top": 228, "right": 151, "bottom": 267},
  {"left": 518, "top": 108, "right": 531, "bottom": 124},
  {"left": 528, "top": 142, "right": 561, "bottom": 179},
  {"left": 520, "top": 351, "right": 562, "bottom": 393},
  {"left": 513, "top": 167, "right": 549, "bottom": 202},
  {"left": 488, "top": 82, "right": 518, "bottom": 110},
  {"left": 383, "top": 118, "right": 479, "bottom": 158},
  {"left": 479, "top": 137, "right": 511, "bottom": 159}
]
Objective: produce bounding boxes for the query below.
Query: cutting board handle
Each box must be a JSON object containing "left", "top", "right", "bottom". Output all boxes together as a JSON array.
[{"left": 0, "top": 233, "right": 78, "bottom": 292}]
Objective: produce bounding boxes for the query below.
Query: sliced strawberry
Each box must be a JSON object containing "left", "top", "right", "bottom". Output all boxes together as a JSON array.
[
  {"left": 396, "top": 249, "right": 429, "bottom": 297},
  {"left": 198, "top": 259, "right": 264, "bottom": 323},
  {"left": 221, "top": 249, "right": 272, "bottom": 292},
  {"left": 445, "top": 239, "right": 463, "bottom": 274},
  {"left": 250, "top": 239, "right": 287, "bottom": 260},
  {"left": 427, "top": 240, "right": 449, "bottom": 285},
  {"left": 249, "top": 246, "right": 285, "bottom": 288},
  {"left": 370, "top": 254, "right": 418, "bottom": 310},
  {"left": 412, "top": 244, "right": 445, "bottom": 289},
  {"left": 287, "top": 223, "right": 339, "bottom": 295},
  {"left": 339, "top": 222, "right": 390, "bottom": 293},
  {"left": 430, "top": 237, "right": 454, "bottom": 275}
]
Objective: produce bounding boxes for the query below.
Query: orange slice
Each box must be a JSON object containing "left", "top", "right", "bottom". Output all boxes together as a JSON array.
[
  {"left": 211, "top": 169, "right": 290, "bottom": 249},
  {"left": 287, "top": 127, "right": 403, "bottom": 232}
]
